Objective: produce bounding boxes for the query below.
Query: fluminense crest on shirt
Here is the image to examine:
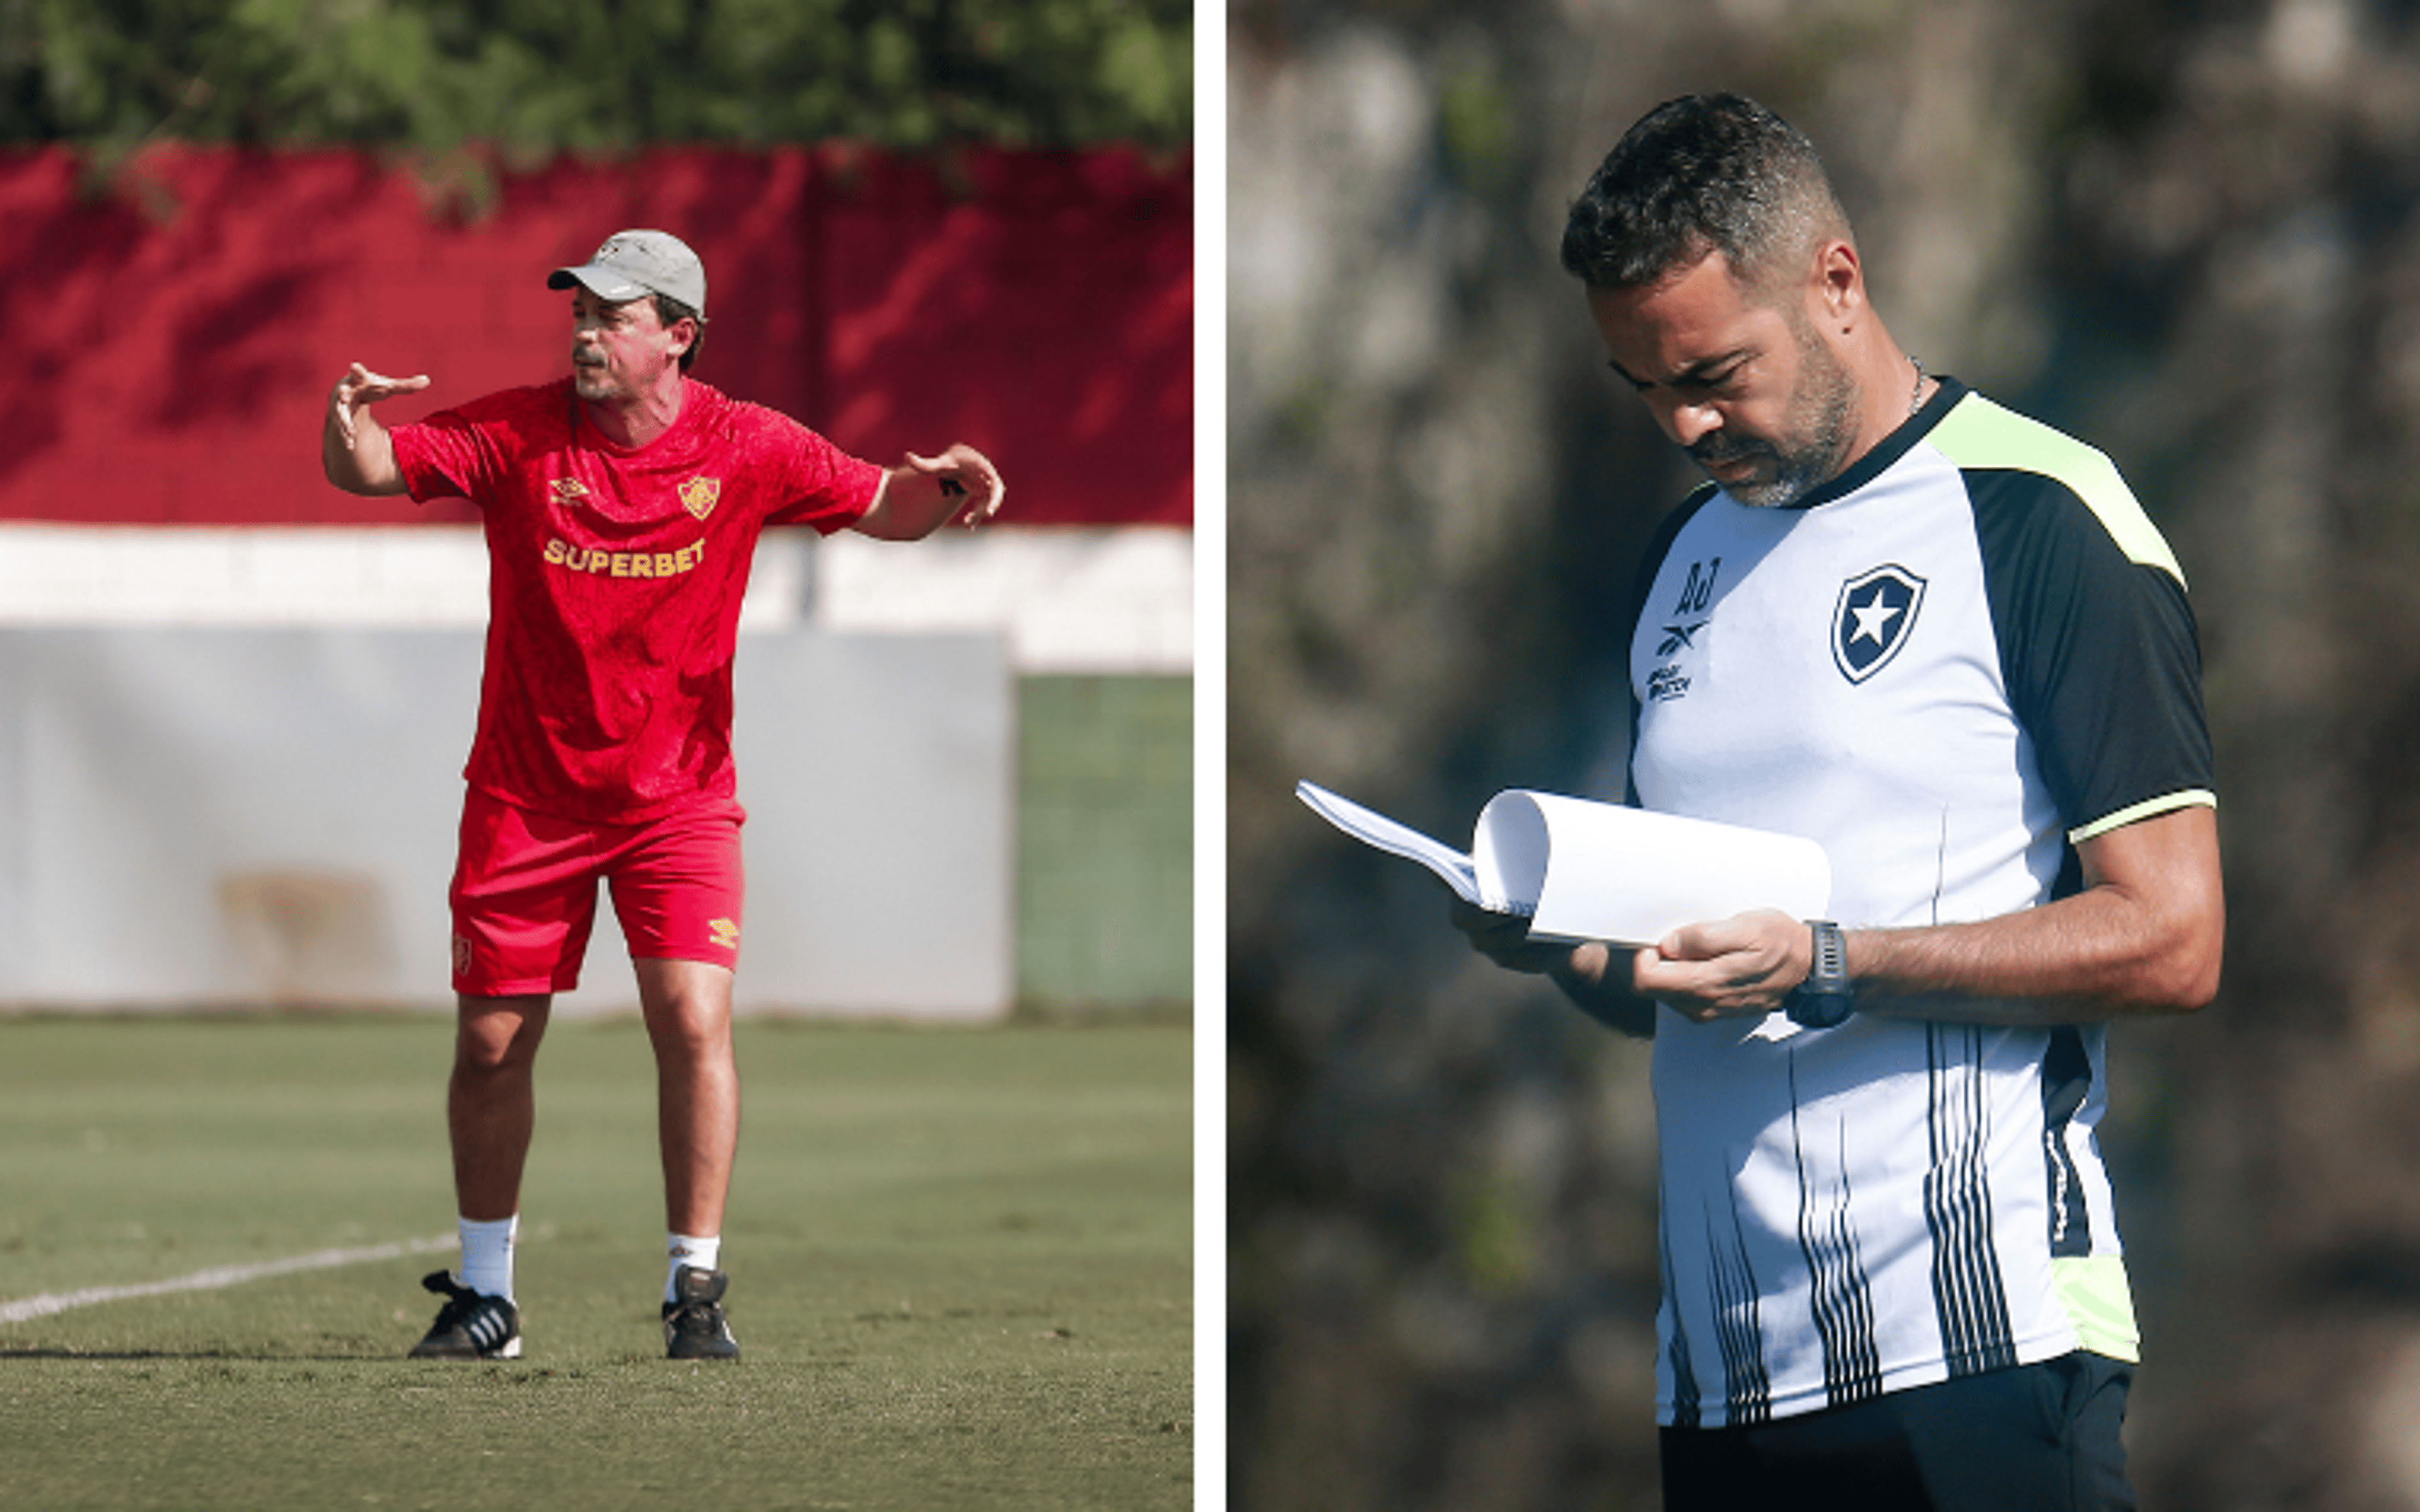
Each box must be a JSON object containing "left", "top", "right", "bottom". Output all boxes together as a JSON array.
[
  {"left": 679, "top": 476, "right": 722, "bottom": 521},
  {"left": 1831, "top": 563, "right": 1926, "bottom": 684}
]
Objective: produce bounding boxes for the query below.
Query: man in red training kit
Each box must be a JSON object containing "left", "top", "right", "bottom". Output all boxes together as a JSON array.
[{"left": 321, "top": 229, "right": 1005, "bottom": 1361}]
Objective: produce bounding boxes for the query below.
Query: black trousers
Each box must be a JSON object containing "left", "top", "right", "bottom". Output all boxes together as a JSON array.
[{"left": 1659, "top": 1352, "right": 2136, "bottom": 1512}]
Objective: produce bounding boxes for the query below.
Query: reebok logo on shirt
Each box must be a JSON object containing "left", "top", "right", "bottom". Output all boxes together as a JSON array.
[
  {"left": 1656, "top": 620, "right": 1707, "bottom": 656},
  {"left": 1647, "top": 557, "right": 1721, "bottom": 702}
]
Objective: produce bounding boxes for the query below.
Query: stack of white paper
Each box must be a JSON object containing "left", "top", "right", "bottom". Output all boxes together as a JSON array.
[{"left": 1296, "top": 781, "right": 1831, "bottom": 947}]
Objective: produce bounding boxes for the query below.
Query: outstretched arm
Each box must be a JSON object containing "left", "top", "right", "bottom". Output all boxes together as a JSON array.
[
  {"left": 322, "top": 363, "right": 432, "bottom": 496},
  {"left": 853, "top": 444, "right": 1006, "bottom": 540}
]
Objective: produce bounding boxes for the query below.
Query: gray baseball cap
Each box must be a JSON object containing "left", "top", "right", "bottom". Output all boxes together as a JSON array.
[{"left": 547, "top": 229, "right": 708, "bottom": 318}]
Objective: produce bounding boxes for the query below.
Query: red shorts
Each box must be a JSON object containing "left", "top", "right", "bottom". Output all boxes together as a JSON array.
[{"left": 447, "top": 788, "right": 746, "bottom": 997}]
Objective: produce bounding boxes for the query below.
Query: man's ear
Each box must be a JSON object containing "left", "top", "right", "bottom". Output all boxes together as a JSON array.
[{"left": 1811, "top": 238, "right": 1865, "bottom": 333}]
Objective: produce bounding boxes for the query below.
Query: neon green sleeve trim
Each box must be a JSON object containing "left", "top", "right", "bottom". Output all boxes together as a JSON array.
[
  {"left": 2068, "top": 789, "right": 2217, "bottom": 845},
  {"left": 1929, "top": 394, "right": 2187, "bottom": 587},
  {"left": 2053, "top": 1254, "right": 2140, "bottom": 1362}
]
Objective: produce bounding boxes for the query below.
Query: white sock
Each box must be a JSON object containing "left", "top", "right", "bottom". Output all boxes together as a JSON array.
[
  {"left": 667, "top": 1232, "right": 722, "bottom": 1302},
  {"left": 458, "top": 1215, "right": 518, "bottom": 1302}
]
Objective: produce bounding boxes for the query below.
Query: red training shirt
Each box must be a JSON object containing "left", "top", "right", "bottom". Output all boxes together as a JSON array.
[{"left": 391, "top": 377, "right": 883, "bottom": 823}]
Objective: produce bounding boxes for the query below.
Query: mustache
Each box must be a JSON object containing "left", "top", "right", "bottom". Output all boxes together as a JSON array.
[{"left": 1688, "top": 435, "right": 1772, "bottom": 467}]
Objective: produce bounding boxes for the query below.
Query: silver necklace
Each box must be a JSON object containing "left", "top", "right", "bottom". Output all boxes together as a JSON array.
[{"left": 1909, "top": 356, "right": 1927, "bottom": 417}]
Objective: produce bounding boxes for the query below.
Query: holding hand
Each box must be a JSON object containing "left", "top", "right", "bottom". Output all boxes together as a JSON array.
[
  {"left": 1630, "top": 908, "right": 1811, "bottom": 1023},
  {"left": 1449, "top": 897, "right": 1566, "bottom": 974},
  {"left": 1448, "top": 898, "right": 1626, "bottom": 990},
  {"left": 1451, "top": 898, "right": 1652, "bottom": 1038}
]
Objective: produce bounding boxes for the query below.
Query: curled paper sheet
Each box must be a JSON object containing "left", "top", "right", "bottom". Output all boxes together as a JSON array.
[{"left": 1298, "top": 781, "right": 1830, "bottom": 948}]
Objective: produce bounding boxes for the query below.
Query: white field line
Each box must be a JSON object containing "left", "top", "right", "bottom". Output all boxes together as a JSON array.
[{"left": 0, "top": 1235, "right": 456, "bottom": 1324}]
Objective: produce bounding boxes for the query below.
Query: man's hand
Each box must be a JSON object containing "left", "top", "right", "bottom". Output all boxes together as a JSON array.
[
  {"left": 904, "top": 444, "right": 1006, "bottom": 529},
  {"left": 1449, "top": 898, "right": 1654, "bottom": 1037},
  {"left": 1631, "top": 908, "right": 1811, "bottom": 1024},
  {"left": 323, "top": 362, "right": 430, "bottom": 495},
  {"left": 330, "top": 364, "right": 431, "bottom": 445},
  {"left": 856, "top": 444, "right": 1008, "bottom": 539},
  {"left": 1450, "top": 897, "right": 1570, "bottom": 973}
]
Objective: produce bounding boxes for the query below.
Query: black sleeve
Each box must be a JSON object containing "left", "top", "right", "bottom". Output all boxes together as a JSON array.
[{"left": 1968, "top": 470, "right": 2215, "bottom": 837}]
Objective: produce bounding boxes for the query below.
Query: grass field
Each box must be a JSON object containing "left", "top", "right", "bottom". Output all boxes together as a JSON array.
[{"left": 0, "top": 1014, "right": 1192, "bottom": 1510}]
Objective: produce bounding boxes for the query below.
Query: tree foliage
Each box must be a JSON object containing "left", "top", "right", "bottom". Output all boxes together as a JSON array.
[
  {"left": 1233, "top": 2, "right": 2420, "bottom": 1509},
  {"left": 0, "top": 0, "right": 1192, "bottom": 151}
]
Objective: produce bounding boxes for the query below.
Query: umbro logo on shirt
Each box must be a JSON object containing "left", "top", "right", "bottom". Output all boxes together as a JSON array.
[{"left": 1832, "top": 564, "right": 1926, "bottom": 684}]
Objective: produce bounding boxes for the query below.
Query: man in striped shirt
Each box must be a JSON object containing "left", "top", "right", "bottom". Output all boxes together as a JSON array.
[{"left": 1461, "top": 93, "right": 2222, "bottom": 1509}]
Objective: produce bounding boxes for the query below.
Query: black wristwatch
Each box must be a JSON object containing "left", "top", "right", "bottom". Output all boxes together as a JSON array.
[{"left": 1785, "top": 920, "right": 1855, "bottom": 1029}]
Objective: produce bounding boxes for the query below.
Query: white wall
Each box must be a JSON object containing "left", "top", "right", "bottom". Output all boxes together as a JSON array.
[
  {"left": 0, "top": 519, "right": 1191, "bottom": 1017},
  {"left": 0, "top": 524, "right": 1193, "bottom": 672},
  {"left": 0, "top": 626, "right": 1011, "bottom": 1018}
]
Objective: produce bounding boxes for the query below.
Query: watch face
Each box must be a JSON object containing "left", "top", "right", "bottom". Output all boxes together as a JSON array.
[{"left": 1788, "top": 989, "right": 1854, "bottom": 1029}]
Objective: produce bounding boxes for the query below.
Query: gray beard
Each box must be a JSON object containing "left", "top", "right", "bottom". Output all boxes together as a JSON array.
[
  {"left": 1700, "top": 346, "right": 1860, "bottom": 509},
  {"left": 1714, "top": 446, "right": 1833, "bottom": 509}
]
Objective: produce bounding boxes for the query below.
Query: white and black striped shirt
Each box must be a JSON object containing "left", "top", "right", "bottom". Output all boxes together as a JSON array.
[{"left": 1627, "top": 379, "right": 2213, "bottom": 1428}]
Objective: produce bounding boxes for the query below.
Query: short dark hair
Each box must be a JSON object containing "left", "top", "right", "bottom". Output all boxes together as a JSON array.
[
  {"left": 651, "top": 292, "right": 707, "bottom": 372},
  {"left": 1560, "top": 93, "right": 1848, "bottom": 294}
]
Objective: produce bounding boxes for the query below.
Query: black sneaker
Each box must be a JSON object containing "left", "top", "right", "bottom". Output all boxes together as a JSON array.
[
  {"left": 408, "top": 1271, "right": 522, "bottom": 1360},
  {"left": 663, "top": 1265, "right": 739, "bottom": 1360}
]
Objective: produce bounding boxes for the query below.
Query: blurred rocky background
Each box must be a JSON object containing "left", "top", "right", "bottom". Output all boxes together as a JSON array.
[{"left": 1229, "top": 0, "right": 2420, "bottom": 1506}]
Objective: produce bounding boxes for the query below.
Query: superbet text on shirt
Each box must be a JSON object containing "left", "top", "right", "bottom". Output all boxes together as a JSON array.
[{"left": 391, "top": 378, "right": 882, "bottom": 825}]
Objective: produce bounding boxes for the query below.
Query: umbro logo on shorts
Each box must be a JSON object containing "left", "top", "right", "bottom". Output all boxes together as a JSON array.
[
  {"left": 708, "top": 918, "right": 740, "bottom": 951},
  {"left": 1832, "top": 564, "right": 1926, "bottom": 684}
]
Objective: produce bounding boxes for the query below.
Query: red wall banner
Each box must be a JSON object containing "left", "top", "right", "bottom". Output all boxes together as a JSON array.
[{"left": 0, "top": 144, "right": 1190, "bottom": 527}]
